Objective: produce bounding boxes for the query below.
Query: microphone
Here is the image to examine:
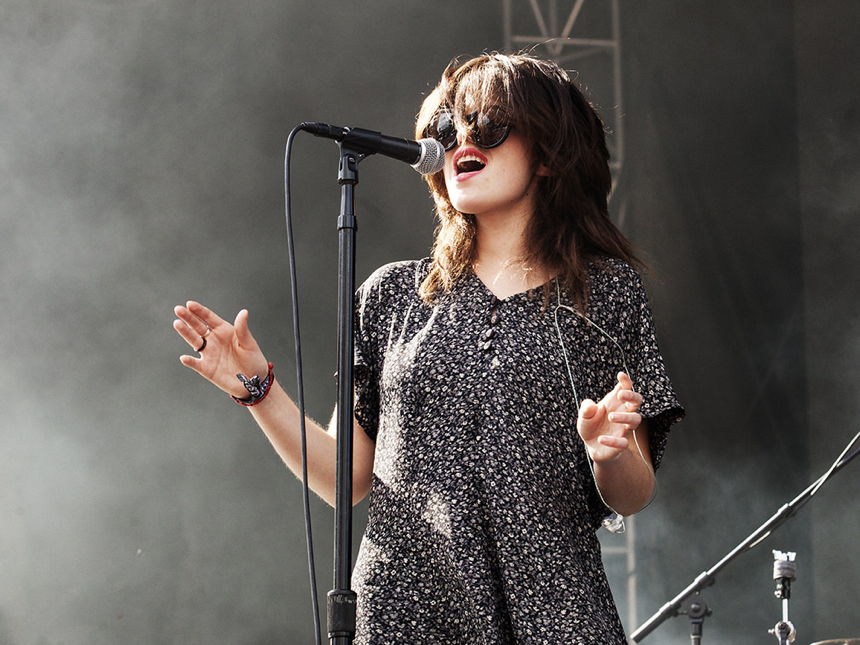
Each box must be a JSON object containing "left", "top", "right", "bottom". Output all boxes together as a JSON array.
[{"left": 300, "top": 122, "right": 445, "bottom": 175}]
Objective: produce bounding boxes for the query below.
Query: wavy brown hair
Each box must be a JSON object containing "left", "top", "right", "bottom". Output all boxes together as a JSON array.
[{"left": 415, "top": 52, "right": 642, "bottom": 313}]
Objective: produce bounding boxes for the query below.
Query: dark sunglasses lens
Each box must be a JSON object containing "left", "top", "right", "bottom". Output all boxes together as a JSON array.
[
  {"left": 430, "top": 111, "right": 458, "bottom": 151},
  {"left": 474, "top": 113, "right": 510, "bottom": 149},
  {"left": 429, "top": 110, "right": 511, "bottom": 151}
]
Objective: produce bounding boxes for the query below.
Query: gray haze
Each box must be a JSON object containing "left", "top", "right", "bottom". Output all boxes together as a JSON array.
[{"left": 1, "top": 1, "right": 858, "bottom": 644}]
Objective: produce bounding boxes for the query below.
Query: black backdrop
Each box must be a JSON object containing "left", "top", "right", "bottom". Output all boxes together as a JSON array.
[{"left": 1, "top": 1, "right": 858, "bottom": 643}]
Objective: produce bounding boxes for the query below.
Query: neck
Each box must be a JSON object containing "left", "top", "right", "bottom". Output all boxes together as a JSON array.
[
  {"left": 474, "top": 215, "right": 527, "bottom": 266},
  {"left": 472, "top": 213, "right": 549, "bottom": 298}
]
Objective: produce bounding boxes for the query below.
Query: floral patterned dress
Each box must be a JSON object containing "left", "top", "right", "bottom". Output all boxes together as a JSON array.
[{"left": 351, "top": 258, "right": 684, "bottom": 645}]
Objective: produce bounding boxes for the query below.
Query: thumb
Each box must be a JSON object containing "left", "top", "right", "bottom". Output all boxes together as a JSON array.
[
  {"left": 234, "top": 309, "right": 257, "bottom": 349},
  {"left": 579, "top": 398, "right": 599, "bottom": 420}
]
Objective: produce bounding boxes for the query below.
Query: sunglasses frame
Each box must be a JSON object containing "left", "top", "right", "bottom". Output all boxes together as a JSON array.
[{"left": 427, "top": 109, "right": 512, "bottom": 152}]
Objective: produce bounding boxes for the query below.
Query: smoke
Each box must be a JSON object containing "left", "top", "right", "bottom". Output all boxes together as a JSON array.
[{"left": 0, "top": 0, "right": 501, "bottom": 642}]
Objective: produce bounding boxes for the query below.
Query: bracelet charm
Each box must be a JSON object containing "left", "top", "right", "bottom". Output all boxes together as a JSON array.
[{"left": 231, "top": 362, "right": 275, "bottom": 407}]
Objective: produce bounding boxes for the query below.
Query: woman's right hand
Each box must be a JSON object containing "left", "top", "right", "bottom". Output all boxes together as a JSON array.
[{"left": 173, "top": 301, "right": 271, "bottom": 399}]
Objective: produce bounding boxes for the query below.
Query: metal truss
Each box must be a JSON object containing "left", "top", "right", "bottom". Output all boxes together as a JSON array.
[
  {"left": 502, "top": 0, "right": 626, "bottom": 225},
  {"left": 502, "top": 0, "right": 638, "bottom": 635}
]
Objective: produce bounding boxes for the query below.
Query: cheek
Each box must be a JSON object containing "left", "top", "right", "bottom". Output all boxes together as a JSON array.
[
  {"left": 498, "top": 162, "right": 537, "bottom": 192},
  {"left": 442, "top": 164, "right": 455, "bottom": 189}
]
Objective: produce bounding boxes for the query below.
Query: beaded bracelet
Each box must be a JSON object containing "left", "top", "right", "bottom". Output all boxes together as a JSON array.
[{"left": 231, "top": 362, "right": 275, "bottom": 407}]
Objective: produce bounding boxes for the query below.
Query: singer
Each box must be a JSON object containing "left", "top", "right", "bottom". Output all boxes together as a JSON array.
[{"left": 174, "top": 53, "right": 684, "bottom": 644}]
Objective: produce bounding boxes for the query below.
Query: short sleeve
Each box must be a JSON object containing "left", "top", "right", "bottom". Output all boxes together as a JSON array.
[
  {"left": 623, "top": 269, "right": 684, "bottom": 471},
  {"left": 354, "top": 278, "right": 381, "bottom": 442},
  {"left": 351, "top": 260, "right": 428, "bottom": 442}
]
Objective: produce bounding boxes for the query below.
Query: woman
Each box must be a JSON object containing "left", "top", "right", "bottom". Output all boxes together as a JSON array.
[{"left": 174, "top": 53, "right": 683, "bottom": 644}]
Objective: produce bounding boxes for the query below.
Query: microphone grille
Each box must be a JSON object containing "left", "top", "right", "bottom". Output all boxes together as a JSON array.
[{"left": 411, "top": 138, "right": 446, "bottom": 175}]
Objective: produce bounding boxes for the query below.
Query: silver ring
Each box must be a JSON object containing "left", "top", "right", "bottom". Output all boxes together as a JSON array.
[{"left": 201, "top": 327, "right": 212, "bottom": 338}]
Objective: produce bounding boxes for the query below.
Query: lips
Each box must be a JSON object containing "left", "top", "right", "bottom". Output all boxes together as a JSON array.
[{"left": 453, "top": 147, "right": 487, "bottom": 178}]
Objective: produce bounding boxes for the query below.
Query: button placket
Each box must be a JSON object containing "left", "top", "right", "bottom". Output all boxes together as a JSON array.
[{"left": 481, "top": 295, "right": 500, "bottom": 352}]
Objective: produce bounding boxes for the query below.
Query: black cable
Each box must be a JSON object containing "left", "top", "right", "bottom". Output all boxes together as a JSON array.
[{"left": 284, "top": 125, "right": 322, "bottom": 645}]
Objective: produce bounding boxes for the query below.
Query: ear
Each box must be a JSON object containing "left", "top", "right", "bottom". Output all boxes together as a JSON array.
[{"left": 535, "top": 163, "right": 551, "bottom": 177}]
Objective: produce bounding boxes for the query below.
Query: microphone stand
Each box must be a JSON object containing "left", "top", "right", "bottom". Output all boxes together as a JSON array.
[
  {"left": 631, "top": 444, "right": 860, "bottom": 643},
  {"left": 769, "top": 550, "right": 797, "bottom": 645},
  {"left": 326, "top": 143, "right": 367, "bottom": 645}
]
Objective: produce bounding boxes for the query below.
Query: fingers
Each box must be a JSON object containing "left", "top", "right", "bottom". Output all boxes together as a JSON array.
[
  {"left": 178, "top": 352, "right": 203, "bottom": 372},
  {"left": 612, "top": 374, "right": 641, "bottom": 427},
  {"left": 174, "top": 302, "right": 210, "bottom": 338},
  {"left": 616, "top": 372, "right": 643, "bottom": 413},
  {"left": 186, "top": 300, "right": 228, "bottom": 328},
  {"left": 608, "top": 410, "right": 641, "bottom": 429},
  {"left": 579, "top": 397, "right": 639, "bottom": 428},
  {"left": 597, "top": 434, "right": 630, "bottom": 450},
  {"left": 173, "top": 301, "right": 224, "bottom": 360},
  {"left": 579, "top": 374, "right": 646, "bottom": 462},
  {"left": 173, "top": 316, "right": 205, "bottom": 351},
  {"left": 618, "top": 391, "right": 643, "bottom": 413},
  {"left": 174, "top": 301, "right": 227, "bottom": 340}
]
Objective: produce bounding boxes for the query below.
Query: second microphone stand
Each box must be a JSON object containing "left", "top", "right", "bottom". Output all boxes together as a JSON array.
[{"left": 631, "top": 443, "right": 860, "bottom": 643}]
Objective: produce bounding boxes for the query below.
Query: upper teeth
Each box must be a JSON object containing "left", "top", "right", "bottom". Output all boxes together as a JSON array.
[{"left": 457, "top": 154, "right": 485, "bottom": 169}]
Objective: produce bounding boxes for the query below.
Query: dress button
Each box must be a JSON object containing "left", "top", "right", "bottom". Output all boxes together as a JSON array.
[
  {"left": 482, "top": 340, "right": 493, "bottom": 351},
  {"left": 484, "top": 328, "right": 497, "bottom": 339}
]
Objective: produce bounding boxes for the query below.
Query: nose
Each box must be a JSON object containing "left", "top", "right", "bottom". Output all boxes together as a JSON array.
[{"left": 455, "top": 129, "right": 474, "bottom": 149}]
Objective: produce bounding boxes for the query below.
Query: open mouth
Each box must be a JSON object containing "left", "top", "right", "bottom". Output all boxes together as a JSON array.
[{"left": 454, "top": 150, "right": 487, "bottom": 176}]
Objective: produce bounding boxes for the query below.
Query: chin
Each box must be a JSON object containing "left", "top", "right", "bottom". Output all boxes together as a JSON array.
[{"left": 447, "top": 192, "right": 483, "bottom": 216}]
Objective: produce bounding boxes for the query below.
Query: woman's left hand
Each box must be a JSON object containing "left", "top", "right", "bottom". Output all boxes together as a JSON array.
[{"left": 577, "top": 372, "right": 643, "bottom": 463}]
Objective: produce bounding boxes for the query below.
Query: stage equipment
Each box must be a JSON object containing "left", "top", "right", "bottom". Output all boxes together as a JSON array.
[
  {"left": 630, "top": 434, "right": 860, "bottom": 644},
  {"left": 319, "top": 132, "right": 362, "bottom": 645},
  {"left": 301, "top": 122, "right": 445, "bottom": 175},
  {"left": 769, "top": 550, "right": 797, "bottom": 644},
  {"left": 285, "top": 122, "right": 439, "bottom": 645}
]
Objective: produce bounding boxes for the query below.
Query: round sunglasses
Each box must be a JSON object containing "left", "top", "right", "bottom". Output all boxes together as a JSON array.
[{"left": 425, "top": 109, "right": 512, "bottom": 152}]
